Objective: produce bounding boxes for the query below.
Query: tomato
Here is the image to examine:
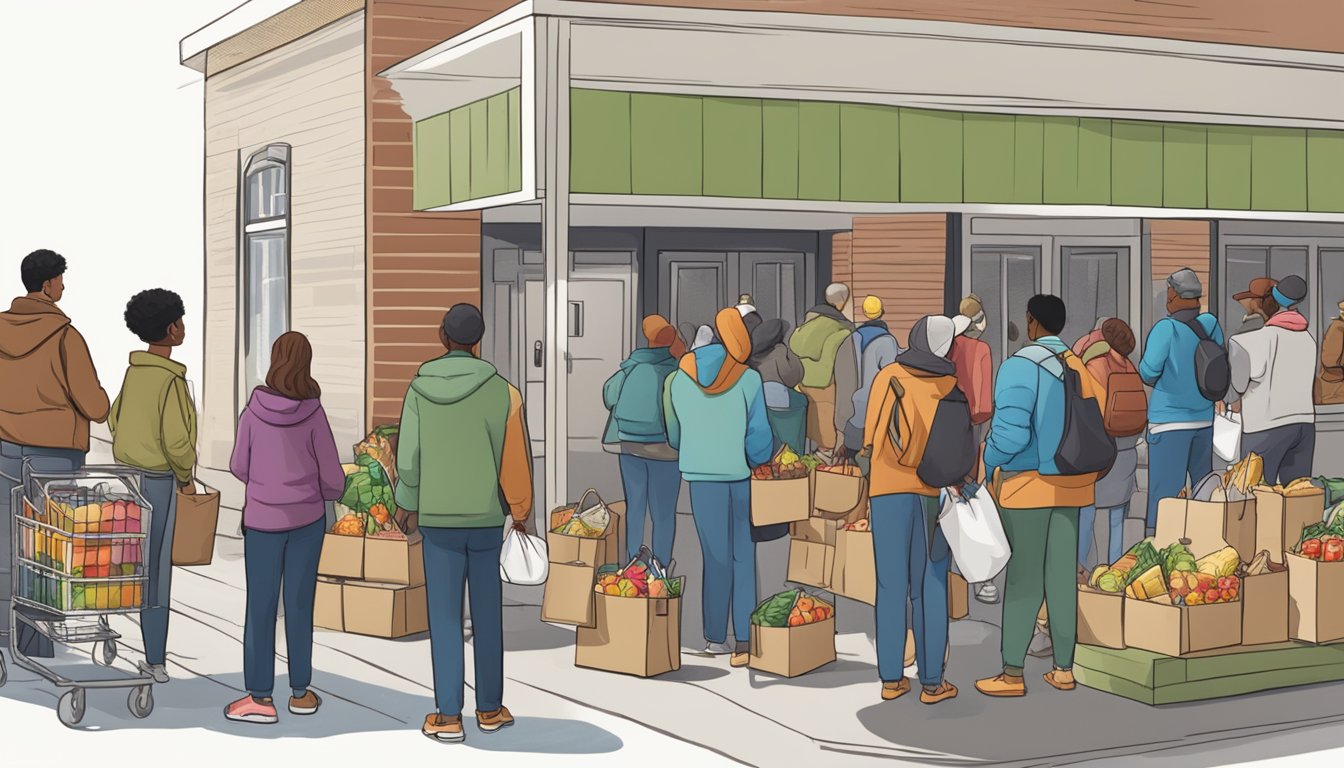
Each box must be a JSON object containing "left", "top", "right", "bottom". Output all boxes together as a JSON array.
[
  {"left": 1325, "top": 538, "right": 1344, "bottom": 563},
  {"left": 1303, "top": 538, "right": 1324, "bottom": 560}
]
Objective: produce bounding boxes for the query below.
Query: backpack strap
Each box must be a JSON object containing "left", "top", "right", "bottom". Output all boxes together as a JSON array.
[
  {"left": 1178, "top": 314, "right": 1214, "bottom": 343},
  {"left": 1014, "top": 343, "right": 1065, "bottom": 378},
  {"left": 1081, "top": 340, "right": 1111, "bottom": 365}
]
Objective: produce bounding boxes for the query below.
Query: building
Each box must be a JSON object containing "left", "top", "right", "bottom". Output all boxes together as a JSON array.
[{"left": 181, "top": 0, "right": 1344, "bottom": 512}]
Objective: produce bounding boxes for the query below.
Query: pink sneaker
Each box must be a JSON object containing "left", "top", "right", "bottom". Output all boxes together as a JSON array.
[{"left": 224, "top": 695, "right": 278, "bottom": 724}]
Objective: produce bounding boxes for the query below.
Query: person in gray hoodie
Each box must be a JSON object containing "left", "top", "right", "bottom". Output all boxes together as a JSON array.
[{"left": 840, "top": 295, "right": 903, "bottom": 453}]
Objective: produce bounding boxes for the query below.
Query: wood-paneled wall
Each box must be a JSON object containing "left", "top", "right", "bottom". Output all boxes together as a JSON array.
[
  {"left": 849, "top": 214, "right": 948, "bottom": 346},
  {"left": 1150, "top": 219, "right": 1213, "bottom": 309}
]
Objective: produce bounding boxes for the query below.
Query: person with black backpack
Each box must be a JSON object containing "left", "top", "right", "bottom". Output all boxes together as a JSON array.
[
  {"left": 1138, "top": 269, "right": 1227, "bottom": 535},
  {"left": 861, "top": 315, "right": 973, "bottom": 706},
  {"left": 976, "top": 295, "right": 1112, "bottom": 700}
]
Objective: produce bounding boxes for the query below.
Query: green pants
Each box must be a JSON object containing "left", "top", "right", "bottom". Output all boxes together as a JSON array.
[{"left": 1000, "top": 507, "right": 1079, "bottom": 674}]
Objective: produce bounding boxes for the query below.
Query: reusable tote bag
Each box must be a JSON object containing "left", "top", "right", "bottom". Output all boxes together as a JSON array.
[{"left": 938, "top": 483, "right": 1011, "bottom": 584}]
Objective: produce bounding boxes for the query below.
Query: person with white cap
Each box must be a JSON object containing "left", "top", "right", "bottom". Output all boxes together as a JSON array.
[
  {"left": 839, "top": 295, "right": 903, "bottom": 454},
  {"left": 1137, "top": 268, "right": 1225, "bottom": 535},
  {"left": 1227, "top": 274, "right": 1317, "bottom": 484},
  {"left": 736, "top": 294, "right": 762, "bottom": 336},
  {"left": 862, "top": 315, "right": 971, "bottom": 705},
  {"left": 948, "top": 295, "right": 996, "bottom": 604},
  {"left": 790, "top": 283, "right": 855, "bottom": 456}
]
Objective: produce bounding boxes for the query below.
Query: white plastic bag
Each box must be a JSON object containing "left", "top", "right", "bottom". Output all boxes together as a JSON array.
[
  {"left": 938, "top": 484, "right": 1011, "bottom": 584},
  {"left": 499, "top": 527, "right": 549, "bottom": 586},
  {"left": 1213, "top": 411, "right": 1242, "bottom": 465}
]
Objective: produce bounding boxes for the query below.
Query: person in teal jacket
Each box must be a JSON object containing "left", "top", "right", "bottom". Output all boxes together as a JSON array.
[
  {"left": 664, "top": 307, "right": 773, "bottom": 666},
  {"left": 603, "top": 315, "right": 684, "bottom": 565}
]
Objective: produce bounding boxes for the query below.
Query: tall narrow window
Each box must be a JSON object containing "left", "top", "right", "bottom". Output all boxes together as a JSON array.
[{"left": 241, "top": 145, "right": 291, "bottom": 396}]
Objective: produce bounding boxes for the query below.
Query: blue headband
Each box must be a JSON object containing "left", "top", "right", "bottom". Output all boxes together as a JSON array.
[{"left": 1271, "top": 286, "right": 1298, "bottom": 308}]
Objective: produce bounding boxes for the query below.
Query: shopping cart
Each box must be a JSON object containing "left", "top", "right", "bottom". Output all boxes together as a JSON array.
[{"left": 1, "top": 462, "right": 156, "bottom": 726}]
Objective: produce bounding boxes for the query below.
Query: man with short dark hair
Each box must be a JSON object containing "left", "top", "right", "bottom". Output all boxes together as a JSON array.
[
  {"left": 397, "top": 303, "right": 533, "bottom": 744},
  {"left": 0, "top": 249, "right": 110, "bottom": 658}
]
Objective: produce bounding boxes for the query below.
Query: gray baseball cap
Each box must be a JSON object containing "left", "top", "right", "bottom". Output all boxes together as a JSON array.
[{"left": 1167, "top": 268, "right": 1203, "bottom": 299}]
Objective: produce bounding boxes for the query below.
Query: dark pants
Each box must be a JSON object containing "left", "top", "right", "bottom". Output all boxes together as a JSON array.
[
  {"left": 139, "top": 472, "right": 178, "bottom": 666},
  {"left": 421, "top": 526, "right": 504, "bottom": 717},
  {"left": 871, "top": 493, "right": 949, "bottom": 687},
  {"left": 1243, "top": 423, "right": 1317, "bottom": 485},
  {"left": 0, "top": 441, "right": 86, "bottom": 659},
  {"left": 1145, "top": 427, "right": 1213, "bottom": 532},
  {"left": 689, "top": 480, "right": 756, "bottom": 651},
  {"left": 243, "top": 518, "right": 324, "bottom": 698},
  {"left": 618, "top": 454, "right": 681, "bottom": 565}
]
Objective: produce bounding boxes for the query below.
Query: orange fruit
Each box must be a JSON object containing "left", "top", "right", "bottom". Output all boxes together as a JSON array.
[{"left": 788, "top": 615, "right": 805, "bottom": 627}]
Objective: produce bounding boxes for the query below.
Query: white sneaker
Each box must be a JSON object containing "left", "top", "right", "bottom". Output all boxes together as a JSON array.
[
  {"left": 1027, "top": 625, "right": 1053, "bottom": 658},
  {"left": 139, "top": 661, "right": 170, "bottom": 684},
  {"left": 703, "top": 641, "right": 734, "bottom": 656},
  {"left": 975, "top": 583, "right": 999, "bottom": 604}
]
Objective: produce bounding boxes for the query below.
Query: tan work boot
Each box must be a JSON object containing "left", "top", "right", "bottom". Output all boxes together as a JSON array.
[
  {"left": 730, "top": 652, "right": 750, "bottom": 668},
  {"left": 1044, "top": 668, "right": 1076, "bottom": 691},
  {"left": 881, "top": 679, "right": 911, "bottom": 701},
  {"left": 920, "top": 681, "right": 959, "bottom": 705},
  {"left": 476, "top": 706, "right": 515, "bottom": 733},
  {"left": 423, "top": 713, "right": 464, "bottom": 743},
  {"left": 975, "top": 673, "right": 1027, "bottom": 698}
]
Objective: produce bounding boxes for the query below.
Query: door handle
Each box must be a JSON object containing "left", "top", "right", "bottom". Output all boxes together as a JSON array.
[{"left": 533, "top": 340, "right": 543, "bottom": 367}]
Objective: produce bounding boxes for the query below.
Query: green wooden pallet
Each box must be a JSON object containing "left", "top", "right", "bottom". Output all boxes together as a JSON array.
[{"left": 1075, "top": 642, "right": 1344, "bottom": 704}]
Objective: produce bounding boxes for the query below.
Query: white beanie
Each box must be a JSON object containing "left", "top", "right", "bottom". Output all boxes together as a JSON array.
[{"left": 923, "top": 316, "right": 957, "bottom": 358}]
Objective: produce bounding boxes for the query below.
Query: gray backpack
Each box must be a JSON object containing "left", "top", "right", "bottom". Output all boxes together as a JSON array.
[{"left": 1180, "top": 315, "right": 1230, "bottom": 402}]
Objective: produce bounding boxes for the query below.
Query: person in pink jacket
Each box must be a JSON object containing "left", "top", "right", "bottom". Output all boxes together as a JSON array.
[{"left": 224, "top": 331, "right": 345, "bottom": 725}]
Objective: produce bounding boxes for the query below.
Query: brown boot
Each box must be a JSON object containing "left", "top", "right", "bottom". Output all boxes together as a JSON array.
[
  {"left": 881, "top": 679, "right": 911, "bottom": 701},
  {"left": 920, "top": 681, "right": 959, "bottom": 705},
  {"left": 975, "top": 673, "right": 1026, "bottom": 698},
  {"left": 422, "top": 713, "right": 464, "bottom": 743},
  {"left": 1044, "top": 668, "right": 1076, "bottom": 691},
  {"left": 730, "top": 652, "right": 750, "bottom": 668},
  {"left": 475, "top": 706, "right": 515, "bottom": 733}
]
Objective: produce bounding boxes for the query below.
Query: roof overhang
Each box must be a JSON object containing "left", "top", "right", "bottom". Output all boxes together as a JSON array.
[{"left": 180, "top": 0, "right": 362, "bottom": 75}]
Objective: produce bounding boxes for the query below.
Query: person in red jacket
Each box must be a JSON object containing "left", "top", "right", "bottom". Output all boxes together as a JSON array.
[{"left": 948, "top": 294, "right": 996, "bottom": 604}]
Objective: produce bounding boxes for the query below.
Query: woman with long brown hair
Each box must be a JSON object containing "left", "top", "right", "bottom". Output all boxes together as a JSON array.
[{"left": 225, "top": 331, "right": 344, "bottom": 724}]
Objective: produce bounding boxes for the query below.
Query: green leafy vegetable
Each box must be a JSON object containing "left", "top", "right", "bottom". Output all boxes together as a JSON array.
[
  {"left": 1123, "top": 541, "right": 1161, "bottom": 587},
  {"left": 751, "top": 589, "right": 800, "bottom": 628}
]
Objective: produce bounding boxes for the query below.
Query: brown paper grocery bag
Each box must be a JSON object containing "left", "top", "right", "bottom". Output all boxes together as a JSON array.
[{"left": 172, "top": 481, "right": 221, "bottom": 566}]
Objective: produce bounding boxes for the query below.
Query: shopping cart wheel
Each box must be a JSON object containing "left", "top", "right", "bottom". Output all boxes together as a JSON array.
[
  {"left": 128, "top": 685, "right": 153, "bottom": 719},
  {"left": 58, "top": 688, "right": 86, "bottom": 727},
  {"left": 93, "top": 640, "right": 117, "bottom": 666}
]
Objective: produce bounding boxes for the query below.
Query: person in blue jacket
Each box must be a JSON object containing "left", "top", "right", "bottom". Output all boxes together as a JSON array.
[
  {"left": 664, "top": 307, "right": 773, "bottom": 668},
  {"left": 1138, "top": 269, "right": 1224, "bottom": 534},
  {"left": 603, "top": 315, "right": 685, "bottom": 565}
]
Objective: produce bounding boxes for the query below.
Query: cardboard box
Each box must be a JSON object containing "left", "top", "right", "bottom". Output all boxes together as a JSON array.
[
  {"left": 1286, "top": 552, "right": 1344, "bottom": 644},
  {"left": 948, "top": 573, "right": 969, "bottom": 620},
  {"left": 314, "top": 577, "right": 344, "bottom": 631},
  {"left": 542, "top": 561, "right": 600, "bottom": 627},
  {"left": 342, "top": 581, "right": 428, "bottom": 639},
  {"left": 318, "top": 533, "right": 365, "bottom": 579},
  {"left": 751, "top": 476, "right": 812, "bottom": 526},
  {"left": 832, "top": 529, "right": 875, "bottom": 605},
  {"left": 812, "top": 467, "right": 866, "bottom": 518},
  {"left": 791, "top": 517, "right": 843, "bottom": 547},
  {"left": 749, "top": 616, "right": 837, "bottom": 677},
  {"left": 787, "top": 538, "right": 834, "bottom": 590},
  {"left": 1241, "top": 564, "right": 1289, "bottom": 647},
  {"left": 363, "top": 534, "right": 425, "bottom": 586},
  {"left": 575, "top": 593, "right": 681, "bottom": 678},
  {"left": 1158, "top": 497, "right": 1256, "bottom": 563},
  {"left": 1255, "top": 488, "right": 1325, "bottom": 564},
  {"left": 547, "top": 501, "right": 626, "bottom": 568},
  {"left": 1077, "top": 587, "right": 1125, "bottom": 649},
  {"left": 549, "top": 500, "right": 626, "bottom": 558}
]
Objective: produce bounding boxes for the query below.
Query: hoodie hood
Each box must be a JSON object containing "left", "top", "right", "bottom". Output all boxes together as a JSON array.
[
  {"left": 896, "top": 316, "right": 956, "bottom": 376},
  {"left": 1267, "top": 309, "right": 1309, "bottom": 331},
  {"left": 410, "top": 352, "right": 500, "bottom": 404},
  {"left": 0, "top": 297, "right": 70, "bottom": 358},
  {"left": 749, "top": 318, "right": 789, "bottom": 366},
  {"left": 247, "top": 387, "right": 322, "bottom": 427},
  {"left": 691, "top": 325, "right": 715, "bottom": 350},
  {"left": 679, "top": 308, "right": 752, "bottom": 394},
  {"left": 621, "top": 346, "right": 674, "bottom": 370}
]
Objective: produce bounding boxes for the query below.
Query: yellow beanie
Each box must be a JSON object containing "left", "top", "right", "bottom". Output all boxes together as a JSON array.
[{"left": 862, "top": 295, "right": 883, "bottom": 320}]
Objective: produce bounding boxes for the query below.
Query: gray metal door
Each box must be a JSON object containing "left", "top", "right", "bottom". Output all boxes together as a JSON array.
[
  {"left": 970, "top": 246, "right": 1042, "bottom": 369},
  {"left": 1060, "top": 246, "right": 1131, "bottom": 347}
]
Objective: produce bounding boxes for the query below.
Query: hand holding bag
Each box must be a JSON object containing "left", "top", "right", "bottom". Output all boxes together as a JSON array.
[
  {"left": 938, "top": 483, "right": 1011, "bottom": 584},
  {"left": 500, "top": 525, "right": 549, "bottom": 585}
]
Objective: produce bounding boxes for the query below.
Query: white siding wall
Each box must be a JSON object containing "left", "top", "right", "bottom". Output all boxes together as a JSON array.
[{"left": 202, "top": 13, "right": 366, "bottom": 467}]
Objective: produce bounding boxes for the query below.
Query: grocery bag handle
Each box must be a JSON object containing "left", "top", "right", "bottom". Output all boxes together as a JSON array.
[{"left": 574, "top": 488, "right": 608, "bottom": 514}]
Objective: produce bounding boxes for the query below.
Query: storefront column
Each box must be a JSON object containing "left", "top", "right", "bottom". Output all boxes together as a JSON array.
[{"left": 541, "top": 17, "right": 571, "bottom": 513}]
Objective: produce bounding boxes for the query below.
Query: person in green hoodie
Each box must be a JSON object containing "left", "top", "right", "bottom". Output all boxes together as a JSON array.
[
  {"left": 789, "top": 283, "right": 855, "bottom": 456},
  {"left": 109, "top": 288, "right": 196, "bottom": 685},
  {"left": 603, "top": 314, "right": 684, "bottom": 565},
  {"left": 397, "top": 304, "right": 533, "bottom": 745}
]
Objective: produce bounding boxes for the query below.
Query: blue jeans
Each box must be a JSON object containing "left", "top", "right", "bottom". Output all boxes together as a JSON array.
[
  {"left": 871, "top": 494, "right": 950, "bottom": 687},
  {"left": 1078, "top": 504, "right": 1127, "bottom": 569},
  {"left": 139, "top": 472, "right": 179, "bottom": 666},
  {"left": 421, "top": 526, "right": 504, "bottom": 716},
  {"left": 619, "top": 454, "right": 681, "bottom": 565},
  {"left": 1145, "top": 427, "right": 1213, "bottom": 531},
  {"left": 243, "top": 518, "right": 324, "bottom": 698},
  {"left": 689, "top": 480, "right": 755, "bottom": 651},
  {"left": 0, "top": 441, "right": 85, "bottom": 659}
]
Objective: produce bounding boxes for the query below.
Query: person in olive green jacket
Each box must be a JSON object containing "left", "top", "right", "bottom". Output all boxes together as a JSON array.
[
  {"left": 109, "top": 289, "right": 196, "bottom": 684},
  {"left": 397, "top": 304, "right": 533, "bottom": 745}
]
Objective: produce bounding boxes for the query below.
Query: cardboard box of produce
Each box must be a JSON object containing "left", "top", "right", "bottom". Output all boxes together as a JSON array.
[
  {"left": 787, "top": 538, "right": 834, "bottom": 590},
  {"left": 314, "top": 577, "right": 343, "bottom": 631},
  {"left": 792, "top": 517, "right": 843, "bottom": 547},
  {"left": 948, "top": 573, "right": 969, "bottom": 620},
  {"left": 1158, "top": 497, "right": 1256, "bottom": 563},
  {"left": 1286, "top": 551, "right": 1344, "bottom": 644},
  {"left": 751, "top": 476, "right": 812, "bottom": 526},
  {"left": 1241, "top": 561, "right": 1288, "bottom": 647},
  {"left": 812, "top": 465, "right": 866, "bottom": 518},
  {"left": 542, "top": 561, "right": 600, "bottom": 627},
  {"left": 575, "top": 592, "right": 681, "bottom": 678},
  {"left": 1078, "top": 586, "right": 1125, "bottom": 649},
  {"left": 833, "top": 526, "right": 874, "bottom": 605},
  {"left": 750, "top": 617, "right": 837, "bottom": 678},
  {"left": 543, "top": 501, "right": 626, "bottom": 626},
  {"left": 548, "top": 500, "right": 625, "bottom": 568},
  {"left": 318, "top": 533, "right": 364, "bottom": 579},
  {"left": 342, "top": 580, "right": 428, "bottom": 639},
  {"left": 363, "top": 533, "right": 425, "bottom": 586},
  {"left": 1255, "top": 487, "right": 1325, "bottom": 565}
]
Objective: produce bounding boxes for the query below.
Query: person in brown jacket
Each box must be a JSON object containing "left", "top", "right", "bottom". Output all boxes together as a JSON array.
[
  {"left": 0, "top": 249, "right": 110, "bottom": 659},
  {"left": 1318, "top": 300, "right": 1344, "bottom": 406}
]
